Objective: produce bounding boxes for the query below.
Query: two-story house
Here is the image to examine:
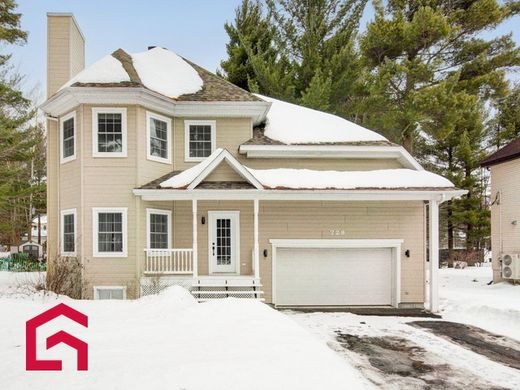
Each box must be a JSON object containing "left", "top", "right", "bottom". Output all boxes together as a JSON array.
[
  {"left": 482, "top": 137, "right": 520, "bottom": 283},
  {"left": 41, "top": 13, "right": 465, "bottom": 310}
]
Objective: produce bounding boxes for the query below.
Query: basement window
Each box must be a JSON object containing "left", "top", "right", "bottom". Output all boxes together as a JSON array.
[{"left": 94, "top": 286, "right": 126, "bottom": 300}]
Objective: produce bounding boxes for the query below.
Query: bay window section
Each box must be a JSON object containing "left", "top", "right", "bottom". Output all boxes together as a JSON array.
[{"left": 146, "top": 112, "right": 171, "bottom": 163}]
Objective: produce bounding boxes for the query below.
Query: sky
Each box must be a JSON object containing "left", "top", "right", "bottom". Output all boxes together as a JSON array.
[{"left": 6, "top": 0, "right": 520, "bottom": 103}]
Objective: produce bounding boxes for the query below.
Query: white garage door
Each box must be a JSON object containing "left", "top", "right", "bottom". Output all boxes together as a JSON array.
[{"left": 275, "top": 247, "right": 393, "bottom": 306}]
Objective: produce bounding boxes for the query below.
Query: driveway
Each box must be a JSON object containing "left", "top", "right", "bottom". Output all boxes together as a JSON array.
[{"left": 286, "top": 311, "right": 520, "bottom": 389}]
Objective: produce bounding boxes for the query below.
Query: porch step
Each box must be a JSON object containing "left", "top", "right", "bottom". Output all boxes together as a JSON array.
[
  {"left": 191, "top": 277, "right": 263, "bottom": 302},
  {"left": 191, "top": 290, "right": 264, "bottom": 295}
]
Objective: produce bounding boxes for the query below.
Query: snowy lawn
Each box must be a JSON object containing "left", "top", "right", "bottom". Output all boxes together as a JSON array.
[
  {"left": 286, "top": 267, "right": 520, "bottom": 389},
  {"left": 439, "top": 265, "right": 520, "bottom": 340},
  {"left": 0, "top": 272, "right": 371, "bottom": 390}
]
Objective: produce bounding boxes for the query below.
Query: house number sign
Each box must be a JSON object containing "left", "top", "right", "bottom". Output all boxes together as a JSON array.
[{"left": 329, "top": 229, "right": 345, "bottom": 236}]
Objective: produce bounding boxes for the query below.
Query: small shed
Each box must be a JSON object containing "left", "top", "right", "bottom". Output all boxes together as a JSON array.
[{"left": 10, "top": 241, "right": 43, "bottom": 260}]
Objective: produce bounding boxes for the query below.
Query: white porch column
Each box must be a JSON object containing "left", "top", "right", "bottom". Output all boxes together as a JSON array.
[
  {"left": 253, "top": 199, "right": 260, "bottom": 279},
  {"left": 428, "top": 200, "right": 439, "bottom": 312},
  {"left": 192, "top": 199, "right": 198, "bottom": 278}
]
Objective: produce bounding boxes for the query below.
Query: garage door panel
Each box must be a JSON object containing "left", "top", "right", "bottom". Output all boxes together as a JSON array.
[{"left": 275, "top": 247, "right": 392, "bottom": 306}]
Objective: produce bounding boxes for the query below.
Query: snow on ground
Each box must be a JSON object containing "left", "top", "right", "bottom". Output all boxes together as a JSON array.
[
  {"left": 60, "top": 55, "right": 130, "bottom": 89},
  {"left": 287, "top": 267, "right": 520, "bottom": 389},
  {"left": 439, "top": 266, "right": 520, "bottom": 340},
  {"left": 256, "top": 94, "right": 387, "bottom": 144},
  {"left": 0, "top": 272, "right": 372, "bottom": 390},
  {"left": 131, "top": 47, "right": 203, "bottom": 98},
  {"left": 246, "top": 167, "right": 455, "bottom": 189}
]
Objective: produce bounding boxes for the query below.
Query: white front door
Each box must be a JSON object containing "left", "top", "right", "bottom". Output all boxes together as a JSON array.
[{"left": 208, "top": 211, "right": 240, "bottom": 274}]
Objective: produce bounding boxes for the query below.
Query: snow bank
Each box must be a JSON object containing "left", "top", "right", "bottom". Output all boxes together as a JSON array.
[
  {"left": 439, "top": 267, "right": 520, "bottom": 340},
  {"left": 246, "top": 167, "right": 454, "bottom": 189},
  {"left": 60, "top": 55, "right": 130, "bottom": 90},
  {"left": 160, "top": 148, "right": 223, "bottom": 188},
  {"left": 256, "top": 94, "right": 387, "bottom": 144},
  {"left": 0, "top": 276, "right": 369, "bottom": 389},
  {"left": 131, "top": 47, "right": 203, "bottom": 98}
]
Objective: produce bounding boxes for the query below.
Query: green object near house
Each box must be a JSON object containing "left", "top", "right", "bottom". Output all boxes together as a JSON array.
[{"left": 0, "top": 253, "right": 46, "bottom": 272}]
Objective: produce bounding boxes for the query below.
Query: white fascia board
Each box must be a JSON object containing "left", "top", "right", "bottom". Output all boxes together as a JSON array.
[
  {"left": 239, "top": 144, "right": 423, "bottom": 170},
  {"left": 187, "top": 149, "right": 263, "bottom": 190},
  {"left": 40, "top": 87, "right": 270, "bottom": 122},
  {"left": 269, "top": 239, "right": 404, "bottom": 249},
  {"left": 133, "top": 188, "right": 467, "bottom": 202}
]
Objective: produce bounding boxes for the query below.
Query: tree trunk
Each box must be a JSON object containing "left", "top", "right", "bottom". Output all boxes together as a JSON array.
[{"left": 37, "top": 214, "right": 41, "bottom": 245}]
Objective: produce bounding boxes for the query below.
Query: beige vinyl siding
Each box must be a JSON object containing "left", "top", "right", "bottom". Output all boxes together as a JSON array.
[
  {"left": 173, "top": 201, "right": 254, "bottom": 276},
  {"left": 203, "top": 161, "right": 244, "bottom": 182},
  {"left": 46, "top": 119, "right": 59, "bottom": 265},
  {"left": 174, "top": 117, "right": 251, "bottom": 170},
  {"left": 489, "top": 159, "right": 520, "bottom": 282},
  {"left": 68, "top": 17, "right": 85, "bottom": 79},
  {"left": 172, "top": 200, "right": 425, "bottom": 304},
  {"left": 137, "top": 108, "right": 174, "bottom": 184},
  {"left": 81, "top": 104, "right": 139, "bottom": 297},
  {"left": 47, "top": 15, "right": 84, "bottom": 98},
  {"left": 242, "top": 158, "right": 404, "bottom": 171}
]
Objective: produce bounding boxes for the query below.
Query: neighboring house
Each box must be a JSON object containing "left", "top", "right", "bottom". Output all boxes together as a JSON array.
[
  {"left": 41, "top": 13, "right": 465, "bottom": 311},
  {"left": 481, "top": 137, "right": 520, "bottom": 282},
  {"left": 31, "top": 215, "right": 47, "bottom": 244}
]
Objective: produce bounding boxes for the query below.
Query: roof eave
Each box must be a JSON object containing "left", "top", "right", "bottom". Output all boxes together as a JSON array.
[{"left": 133, "top": 188, "right": 466, "bottom": 202}]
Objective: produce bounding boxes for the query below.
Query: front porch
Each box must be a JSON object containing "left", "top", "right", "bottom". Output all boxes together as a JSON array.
[{"left": 141, "top": 199, "right": 262, "bottom": 301}]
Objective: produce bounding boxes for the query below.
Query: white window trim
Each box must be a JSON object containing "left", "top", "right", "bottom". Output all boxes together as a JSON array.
[
  {"left": 93, "top": 286, "right": 127, "bottom": 300},
  {"left": 146, "top": 111, "right": 172, "bottom": 164},
  {"left": 60, "top": 111, "right": 76, "bottom": 164},
  {"left": 92, "top": 207, "right": 128, "bottom": 258},
  {"left": 92, "top": 107, "right": 128, "bottom": 158},
  {"left": 146, "top": 208, "right": 172, "bottom": 249},
  {"left": 184, "top": 120, "right": 216, "bottom": 162},
  {"left": 60, "top": 208, "right": 77, "bottom": 256}
]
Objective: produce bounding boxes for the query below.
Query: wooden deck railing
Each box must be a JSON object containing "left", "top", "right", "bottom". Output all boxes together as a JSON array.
[{"left": 144, "top": 248, "right": 194, "bottom": 274}]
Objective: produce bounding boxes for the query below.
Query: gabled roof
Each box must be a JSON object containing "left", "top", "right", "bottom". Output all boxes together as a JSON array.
[
  {"left": 481, "top": 137, "right": 520, "bottom": 167},
  {"left": 138, "top": 149, "right": 455, "bottom": 192},
  {"left": 158, "top": 149, "right": 263, "bottom": 190}
]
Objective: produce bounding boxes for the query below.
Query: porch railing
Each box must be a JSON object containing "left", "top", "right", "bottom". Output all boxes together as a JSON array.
[{"left": 144, "top": 248, "right": 194, "bottom": 274}]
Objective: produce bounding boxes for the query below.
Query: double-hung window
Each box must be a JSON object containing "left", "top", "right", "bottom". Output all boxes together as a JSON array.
[
  {"left": 146, "top": 209, "right": 171, "bottom": 249},
  {"left": 146, "top": 112, "right": 171, "bottom": 163},
  {"left": 184, "top": 120, "right": 216, "bottom": 162},
  {"left": 60, "top": 111, "right": 76, "bottom": 163},
  {"left": 60, "top": 208, "right": 76, "bottom": 256},
  {"left": 93, "top": 207, "right": 127, "bottom": 257},
  {"left": 92, "top": 108, "right": 127, "bottom": 157}
]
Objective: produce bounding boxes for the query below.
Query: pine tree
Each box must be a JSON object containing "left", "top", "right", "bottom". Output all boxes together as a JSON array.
[
  {"left": 0, "top": 0, "right": 42, "bottom": 245},
  {"left": 490, "top": 84, "right": 520, "bottom": 148},
  {"left": 219, "top": 0, "right": 278, "bottom": 93},
  {"left": 358, "top": 0, "right": 520, "bottom": 153},
  {"left": 220, "top": 0, "right": 368, "bottom": 111}
]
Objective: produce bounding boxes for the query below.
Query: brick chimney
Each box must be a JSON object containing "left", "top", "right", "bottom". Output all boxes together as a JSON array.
[{"left": 47, "top": 13, "right": 85, "bottom": 98}]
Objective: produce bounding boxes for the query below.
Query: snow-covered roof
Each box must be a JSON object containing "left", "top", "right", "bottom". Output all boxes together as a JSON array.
[
  {"left": 60, "top": 54, "right": 130, "bottom": 89},
  {"left": 57, "top": 47, "right": 264, "bottom": 102},
  {"left": 255, "top": 94, "right": 387, "bottom": 144},
  {"left": 246, "top": 167, "right": 454, "bottom": 190},
  {"left": 157, "top": 149, "right": 454, "bottom": 190},
  {"left": 160, "top": 148, "right": 262, "bottom": 189},
  {"left": 131, "top": 48, "right": 203, "bottom": 98}
]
